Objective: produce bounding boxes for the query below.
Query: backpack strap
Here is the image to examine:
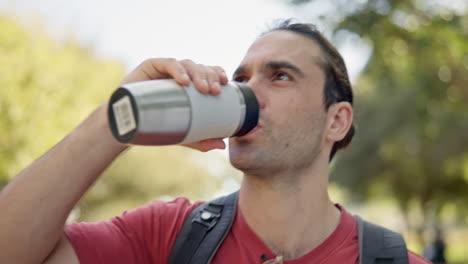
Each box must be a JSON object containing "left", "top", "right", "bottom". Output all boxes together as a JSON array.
[
  {"left": 356, "top": 215, "right": 409, "bottom": 264},
  {"left": 168, "top": 191, "right": 239, "bottom": 264}
]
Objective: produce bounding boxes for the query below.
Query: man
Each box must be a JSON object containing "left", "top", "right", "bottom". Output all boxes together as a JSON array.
[{"left": 0, "top": 20, "right": 429, "bottom": 263}]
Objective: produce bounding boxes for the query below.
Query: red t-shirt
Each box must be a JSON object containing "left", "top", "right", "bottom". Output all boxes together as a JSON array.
[{"left": 65, "top": 197, "right": 429, "bottom": 264}]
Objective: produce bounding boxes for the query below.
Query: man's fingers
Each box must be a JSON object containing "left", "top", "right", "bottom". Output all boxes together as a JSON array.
[
  {"left": 183, "top": 139, "right": 226, "bottom": 152},
  {"left": 198, "top": 139, "right": 226, "bottom": 152},
  {"left": 205, "top": 67, "right": 222, "bottom": 95},
  {"left": 147, "top": 58, "right": 191, "bottom": 86},
  {"left": 180, "top": 60, "right": 227, "bottom": 95},
  {"left": 121, "top": 58, "right": 190, "bottom": 85},
  {"left": 165, "top": 60, "right": 191, "bottom": 86},
  {"left": 180, "top": 60, "right": 210, "bottom": 94},
  {"left": 211, "top": 66, "right": 229, "bottom": 85},
  {"left": 122, "top": 58, "right": 228, "bottom": 96}
]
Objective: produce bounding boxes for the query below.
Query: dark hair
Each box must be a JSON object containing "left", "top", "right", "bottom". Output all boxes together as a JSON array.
[{"left": 265, "top": 19, "right": 355, "bottom": 161}]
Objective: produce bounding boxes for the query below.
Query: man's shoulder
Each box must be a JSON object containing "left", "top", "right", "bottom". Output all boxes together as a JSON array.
[
  {"left": 341, "top": 206, "right": 431, "bottom": 264},
  {"left": 64, "top": 197, "right": 205, "bottom": 264},
  {"left": 125, "top": 196, "right": 204, "bottom": 216}
]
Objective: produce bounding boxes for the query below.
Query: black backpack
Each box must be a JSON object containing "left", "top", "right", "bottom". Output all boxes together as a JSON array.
[{"left": 168, "top": 192, "right": 409, "bottom": 264}]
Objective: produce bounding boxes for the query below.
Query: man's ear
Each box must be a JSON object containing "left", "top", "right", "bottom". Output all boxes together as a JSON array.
[{"left": 325, "top": 102, "right": 353, "bottom": 143}]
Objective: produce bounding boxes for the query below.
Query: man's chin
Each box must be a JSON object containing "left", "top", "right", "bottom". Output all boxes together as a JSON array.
[
  {"left": 229, "top": 148, "right": 254, "bottom": 169},
  {"left": 229, "top": 158, "right": 273, "bottom": 178},
  {"left": 229, "top": 147, "right": 265, "bottom": 173},
  {"left": 229, "top": 159, "right": 258, "bottom": 174}
]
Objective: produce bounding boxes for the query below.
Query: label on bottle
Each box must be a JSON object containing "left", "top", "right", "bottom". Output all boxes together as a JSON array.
[{"left": 112, "top": 95, "right": 136, "bottom": 136}]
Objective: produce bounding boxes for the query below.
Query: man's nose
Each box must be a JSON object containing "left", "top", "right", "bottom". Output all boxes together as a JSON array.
[{"left": 246, "top": 78, "right": 266, "bottom": 109}]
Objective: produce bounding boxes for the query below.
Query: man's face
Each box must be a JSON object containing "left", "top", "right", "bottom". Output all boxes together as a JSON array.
[{"left": 229, "top": 30, "right": 328, "bottom": 176}]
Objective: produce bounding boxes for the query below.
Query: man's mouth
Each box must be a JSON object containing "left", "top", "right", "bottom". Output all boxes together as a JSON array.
[{"left": 237, "top": 123, "right": 262, "bottom": 139}]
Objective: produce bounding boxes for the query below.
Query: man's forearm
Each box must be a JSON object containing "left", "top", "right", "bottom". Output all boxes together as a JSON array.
[{"left": 0, "top": 103, "right": 128, "bottom": 263}]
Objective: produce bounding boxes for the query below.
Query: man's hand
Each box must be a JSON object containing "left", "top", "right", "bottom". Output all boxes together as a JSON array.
[
  {"left": 121, "top": 58, "right": 228, "bottom": 95},
  {"left": 120, "top": 58, "right": 229, "bottom": 151}
]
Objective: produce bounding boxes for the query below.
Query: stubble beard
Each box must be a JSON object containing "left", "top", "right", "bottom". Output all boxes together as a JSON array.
[{"left": 229, "top": 119, "right": 325, "bottom": 180}]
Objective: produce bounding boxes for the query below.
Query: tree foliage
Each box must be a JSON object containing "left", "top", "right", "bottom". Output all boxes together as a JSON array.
[
  {"left": 0, "top": 14, "right": 122, "bottom": 185},
  {"left": 292, "top": 0, "right": 468, "bottom": 237},
  {"left": 0, "top": 14, "right": 222, "bottom": 222}
]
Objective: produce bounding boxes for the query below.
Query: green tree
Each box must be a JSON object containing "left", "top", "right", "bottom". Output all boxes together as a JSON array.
[
  {"left": 291, "top": 0, "right": 468, "bottom": 248},
  {"left": 0, "top": 14, "right": 222, "bottom": 222},
  {"left": 0, "top": 14, "right": 122, "bottom": 186}
]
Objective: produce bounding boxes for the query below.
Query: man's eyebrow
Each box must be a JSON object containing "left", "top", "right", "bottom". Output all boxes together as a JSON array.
[
  {"left": 232, "top": 60, "right": 306, "bottom": 79},
  {"left": 265, "top": 60, "right": 305, "bottom": 78}
]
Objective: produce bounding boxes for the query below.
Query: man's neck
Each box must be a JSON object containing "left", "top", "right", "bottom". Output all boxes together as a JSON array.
[{"left": 238, "top": 159, "right": 341, "bottom": 260}]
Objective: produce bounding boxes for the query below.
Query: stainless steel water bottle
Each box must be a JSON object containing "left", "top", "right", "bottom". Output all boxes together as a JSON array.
[{"left": 107, "top": 79, "right": 259, "bottom": 145}]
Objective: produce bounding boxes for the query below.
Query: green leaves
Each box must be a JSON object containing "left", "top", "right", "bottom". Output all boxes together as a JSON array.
[
  {"left": 0, "top": 15, "right": 124, "bottom": 182},
  {"left": 324, "top": 0, "right": 468, "bottom": 225}
]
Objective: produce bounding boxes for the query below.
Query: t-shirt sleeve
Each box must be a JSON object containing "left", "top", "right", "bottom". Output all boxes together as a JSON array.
[
  {"left": 408, "top": 250, "right": 432, "bottom": 264},
  {"left": 65, "top": 198, "right": 202, "bottom": 264}
]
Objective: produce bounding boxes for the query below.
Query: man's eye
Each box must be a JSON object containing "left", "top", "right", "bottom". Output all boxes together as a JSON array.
[
  {"left": 234, "top": 76, "right": 248, "bottom": 83},
  {"left": 273, "top": 72, "right": 292, "bottom": 81}
]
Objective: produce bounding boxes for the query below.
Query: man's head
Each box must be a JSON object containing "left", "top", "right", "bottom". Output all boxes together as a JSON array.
[
  {"left": 268, "top": 20, "right": 355, "bottom": 161},
  {"left": 229, "top": 20, "right": 354, "bottom": 176}
]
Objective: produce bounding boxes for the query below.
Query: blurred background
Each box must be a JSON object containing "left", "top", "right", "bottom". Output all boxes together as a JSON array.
[{"left": 0, "top": 0, "right": 466, "bottom": 262}]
